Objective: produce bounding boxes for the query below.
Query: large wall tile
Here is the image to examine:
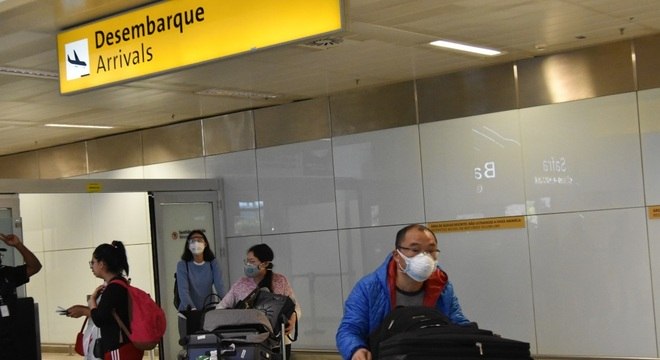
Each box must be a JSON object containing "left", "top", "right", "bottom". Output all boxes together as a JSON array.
[
  {"left": 206, "top": 151, "right": 261, "bottom": 237},
  {"left": 89, "top": 193, "right": 150, "bottom": 246},
  {"left": 529, "top": 208, "right": 655, "bottom": 356},
  {"left": 333, "top": 126, "right": 424, "bottom": 228},
  {"left": 263, "top": 231, "right": 342, "bottom": 349},
  {"left": 421, "top": 111, "right": 525, "bottom": 221},
  {"left": 256, "top": 140, "right": 337, "bottom": 234},
  {"left": 638, "top": 88, "right": 660, "bottom": 205},
  {"left": 39, "top": 194, "right": 93, "bottom": 251},
  {"left": 521, "top": 93, "right": 644, "bottom": 214},
  {"left": 338, "top": 226, "right": 400, "bottom": 300},
  {"left": 19, "top": 194, "right": 45, "bottom": 253},
  {"left": 648, "top": 212, "right": 660, "bottom": 353},
  {"left": 437, "top": 228, "right": 536, "bottom": 352},
  {"left": 143, "top": 158, "right": 206, "bottom": 178}
]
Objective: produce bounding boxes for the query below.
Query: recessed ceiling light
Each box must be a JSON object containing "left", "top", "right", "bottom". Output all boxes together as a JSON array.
[
  {"left": 45, "top": 123, "right": 114, "bottom": 129},
  {"left": 195, "top": 88, "right": 280, "bottom": 99},
  {"left": 429, "top": 40, "right": 502, "bottom": 56}
]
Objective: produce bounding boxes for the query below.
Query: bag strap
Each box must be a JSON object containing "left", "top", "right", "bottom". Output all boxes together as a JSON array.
[
  {"left": 79, "top": 316, "right": 89, "bottom": 333},
  {"left": 112, "top": 309, "right": 131, "bottom": 337},
  {"left": 286, "top": 311, "right": 298, "bottom": 342},
  {"left": 108, "top": 279, "right": 132, "bottom": 338}
]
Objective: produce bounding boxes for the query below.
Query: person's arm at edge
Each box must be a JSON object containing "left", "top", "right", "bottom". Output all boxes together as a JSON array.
[
  {"left": 439, "top": 280, "right": 470, "bottom": 325},
  {"left": 177, "top": 260, "right": 196, "bottom": 310},
  {"left": 211, "top": 258, "right": 225, "bottom": 297},
  {"left": 336, "top": 281, "right": 373, "bottom": 360},
  {"left": 1, "top": 234, "right": 42, "bottom": 277}
]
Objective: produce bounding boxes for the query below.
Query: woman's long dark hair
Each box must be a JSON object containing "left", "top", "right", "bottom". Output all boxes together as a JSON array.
[
  {"left": 248, "top": 243, "right": 274, "bottom": 292},
  {"left": 180, "top": 229, "right": 216, "bottom": 262},
  {"left": 93, "top": 240, "right": 129, "bottom": 277}
]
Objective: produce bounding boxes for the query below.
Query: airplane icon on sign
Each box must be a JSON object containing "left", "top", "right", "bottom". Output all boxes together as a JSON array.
[{"left": 67, "top": 50, "right": 86, "bottom": 66}]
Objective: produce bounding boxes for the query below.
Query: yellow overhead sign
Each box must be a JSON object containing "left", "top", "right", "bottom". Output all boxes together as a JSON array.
[
  {"left": 57, "top": 0, "right": 343, "bottom": 94},
  {"left": 428, "top": 216, "right": 526, "bottom": 233}
]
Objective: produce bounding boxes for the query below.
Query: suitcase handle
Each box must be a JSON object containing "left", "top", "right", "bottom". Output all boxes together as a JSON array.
[{"left": 220, "top": 343, "right": 236, "bottom": 355}]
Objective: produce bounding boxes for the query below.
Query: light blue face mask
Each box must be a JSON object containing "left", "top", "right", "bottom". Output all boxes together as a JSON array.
[{"left": 244, "top": 263, "right": 260, "bottom": 278}]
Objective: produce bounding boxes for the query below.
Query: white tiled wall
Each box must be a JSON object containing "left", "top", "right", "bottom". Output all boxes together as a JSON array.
[
  {"left": 333, "top": 126, "right": 425, "bottom": 228},
  {"left": 436, "top": 228, "right": 536, "bottom": 353},
  {"left": 528, "top": 208, "right": 655, "bottom": 357},
  {"left": 21, "top": 89, "right": 660, "bottom": 357},
  {"left": 420, "top": 111, "right": 525, "bottom": 220},
  {"left": 639, "top": 88, "right": 660, "bottom": 205},
  {"left": 263, "top": 231, "right": 343, "bottom": 349},
  {"left": 22, "top": 193, "right": 152, "bottom": 344},
  {"left": 520, "top": 93, "right": 644, "bottom": 214},
  {"left": 205, "top": 151, "right": 261, "bottom": 237},
  {"left": 256, "top": 140, "right": 337, "bottom": 234},
  {"left": 648, "top": 212, "right": 660, "bottom": 353}
]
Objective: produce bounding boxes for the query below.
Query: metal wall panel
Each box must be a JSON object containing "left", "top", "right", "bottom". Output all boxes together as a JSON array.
[
  {"left": 0, "top": 152, "right": 40, "bottom": 179},
  {"left": 37, "top": 142, "right": 87, "bottom": 179},
  {"left": 330, "top": 81, "right": 416, "bottom": 137},
  {"left": 203, "top": 111, "right": 255, "bottom": 155},
  {"left": 417, "top": 63, "right": 517, "bottom": 123},
  {"left": 634, "top": 34, "right": 660, "bottom": 90},
  {"left": 517, "top": 40, "right": 635, "bottom": 108},
  {"left": 87, "top": 132, "right": 143, "bottom": 174},
  {"left": 254, "top": 98, "right": 330, "bottom": 148},
  {"left": 142, "top": 121, "right": 203, "bottom": 165}
]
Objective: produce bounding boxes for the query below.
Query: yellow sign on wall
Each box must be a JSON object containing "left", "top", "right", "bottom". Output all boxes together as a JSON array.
[
  {"left": 57, "top": 0, "right": 343, "bottom": 94},
  {"left": 650, "top": 206, "right": 660, "bottom": 219},
  {"left": 428, "top": 216, "right": 526, "bottom": 233}
]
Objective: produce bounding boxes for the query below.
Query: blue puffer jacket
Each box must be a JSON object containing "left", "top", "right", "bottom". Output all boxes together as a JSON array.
[{"left": 335, "top": 254, "right": 470, "bottom": 360}]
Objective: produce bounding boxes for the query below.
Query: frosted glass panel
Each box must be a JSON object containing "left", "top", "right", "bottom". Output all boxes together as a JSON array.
[
  {"left": 638, "top": 88, "right": 660, "bottom": 204},
  {"left": 206, "top": 151, "right": 261, "bottom": 236},
  {"left": 420, "top": 110, "right": 525, "bottom": 221},
  {"left": 437, "top": 229, "right": 536, "bottom": 352},
  {"left": 263, "top": 231, "right": 342, "bottom": 349},
  {"left": 39, "top": 194, "right": 93, "bottom": 251},
  {"left": 529, "top": 208, "right": 655, "bottom": 356},
  {"left": 521, "top": 93, "right": 644, "bottom": 214},
  {"left": 338, "top": 226, "right": 400, "bottom": 300},
  {"left": 257, "top": 140, "right": 336, "bottom": 234},
  {"left": 649, "top": 214, "right": 660, "bottom": 353},
  {"left": 90, "top": 193, "right": 150, "bottom": 245},
  {"left": 143, "top": 158, "right": 206, "bottom": 178},
  {"left": 333, "top": 126, "right": 424, "bottom": 228}
]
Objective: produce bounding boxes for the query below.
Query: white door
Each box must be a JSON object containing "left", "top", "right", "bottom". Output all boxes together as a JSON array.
[{"left": 150, "top": 191, "right": 226, "bottom": 360}]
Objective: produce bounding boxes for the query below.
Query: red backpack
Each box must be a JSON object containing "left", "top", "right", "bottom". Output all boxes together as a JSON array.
[{"left": 110, "top": 280, "right": 167, "bottom": 350}]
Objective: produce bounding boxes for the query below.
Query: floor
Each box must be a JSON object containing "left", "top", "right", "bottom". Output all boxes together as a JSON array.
[
  {"left": 41, "top": 353, "right": 156, "bottom": 360},
  {"left": 41, "top": 350, "right": 341, "bottom": 360}
]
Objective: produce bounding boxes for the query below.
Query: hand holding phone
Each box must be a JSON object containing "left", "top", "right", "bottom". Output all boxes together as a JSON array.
[{"left": 56, "top": 306, "right": 68, "bottom": 315}]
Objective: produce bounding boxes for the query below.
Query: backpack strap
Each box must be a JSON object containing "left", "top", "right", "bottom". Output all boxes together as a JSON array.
[{"left": 108, "top": 279, "right": 132, "bottom": 338}]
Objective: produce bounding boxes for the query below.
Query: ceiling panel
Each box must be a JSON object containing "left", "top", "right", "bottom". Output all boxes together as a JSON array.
[{"left": 0, "top": 0, "right": 659, "bottom": 156}]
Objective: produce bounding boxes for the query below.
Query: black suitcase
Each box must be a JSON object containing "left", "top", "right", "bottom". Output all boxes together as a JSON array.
[
  {"left": 186, "top": 332, "right": 222, "bottom": 360},
  {"left": 370, "top": 306, "right": 531, "bottom": 360},
  {"left": 186, "top": 309, "right": 283, "bottom": 360},
  {"left": 377, "top": 326, "right": 532, "bottom": 359},
  {"left": 218, "top": 340, "right": 280, "bottom": 360}
]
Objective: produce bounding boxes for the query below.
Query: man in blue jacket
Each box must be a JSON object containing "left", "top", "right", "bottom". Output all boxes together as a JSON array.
[{"left": 336, "top": 224, "right": 470, "bottom": 360}]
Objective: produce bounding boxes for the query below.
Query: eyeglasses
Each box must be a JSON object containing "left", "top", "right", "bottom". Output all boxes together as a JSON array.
[
  {"left": 188, "top": 237, "right": 205, "bottom": 244},
  {"left": 88, "top": 260, "right": 96, "bottom": 267},
  {"left": 397, "top": 246, "right": 441, "bottom": 258}
]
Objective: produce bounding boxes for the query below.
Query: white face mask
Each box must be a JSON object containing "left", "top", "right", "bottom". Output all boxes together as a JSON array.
[
  {"left": 189, "top": 242, "right": 205, "bottom": 255},
  {"left": 396, "top": 249, "right": 436, "bottom": 282}
]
